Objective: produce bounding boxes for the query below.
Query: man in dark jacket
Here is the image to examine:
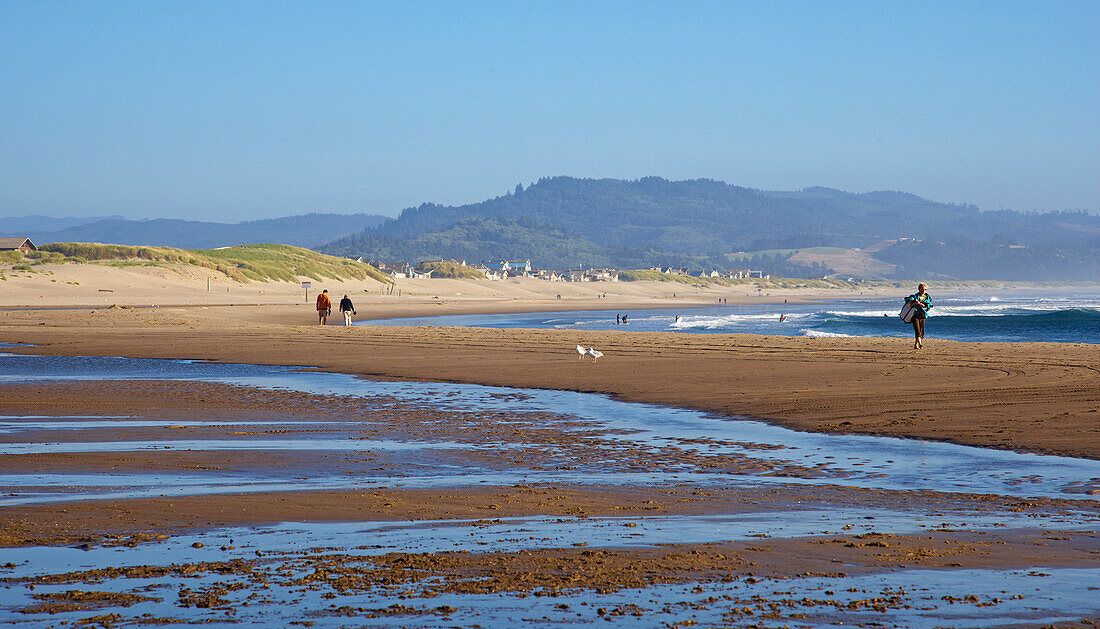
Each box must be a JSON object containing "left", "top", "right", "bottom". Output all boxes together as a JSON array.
[{"left": 339, "top": 294, "right": 356, "bottom": 327}]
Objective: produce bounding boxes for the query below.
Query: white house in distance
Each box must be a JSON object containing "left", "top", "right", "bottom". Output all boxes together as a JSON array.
[
  {"left": 484, "top": 259, "right": 532, "bottom": 276},
  {"left": 585, "top": 269, "right": 619, "bottom": 282},
  {"left": 471, "top": 265, "right": 505, "bottom": 280}
]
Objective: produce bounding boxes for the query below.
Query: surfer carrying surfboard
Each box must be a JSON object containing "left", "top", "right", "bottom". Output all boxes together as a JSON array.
[{"left": 902, "top": 283, "right": 933, "bottom": 349}]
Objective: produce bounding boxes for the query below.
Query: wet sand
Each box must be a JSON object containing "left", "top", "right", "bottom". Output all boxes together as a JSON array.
[
  {"left": 1, "top": 301, "right": 1098, "bottom": 625},
  {"left": 1, "top": 303, "right": 1097, "bottom": 458}
]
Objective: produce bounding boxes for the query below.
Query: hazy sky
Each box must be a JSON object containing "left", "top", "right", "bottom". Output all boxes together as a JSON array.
[{"left": 2, "top": 1, "right": 1097, "bottom": 221}]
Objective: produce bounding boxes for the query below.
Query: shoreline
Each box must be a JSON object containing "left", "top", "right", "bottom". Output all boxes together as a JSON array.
[
  {"left": 2, "top": 294, "right": 1098, "bottom": 625},
  {"left": 1, "top": 303, "right": 1097, "bottom": 460}
]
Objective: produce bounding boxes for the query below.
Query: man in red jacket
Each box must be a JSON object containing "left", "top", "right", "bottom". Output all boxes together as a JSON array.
[{"left": 315, "top": 289, "right": 331, "bottom": 325}]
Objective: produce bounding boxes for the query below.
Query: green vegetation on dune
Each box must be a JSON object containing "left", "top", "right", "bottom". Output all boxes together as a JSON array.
[
  {"left": 193, "top": 244, "right": 391, "bottom": 283},
  {"left": 417, "top": 261, "right": 487, "bottom": 279},
  {"left": 618, "top": 269, "right": 718, "bottom": 287},
  {"left": 35, "top": 243, "right": 392, "bottom": 283},
  {"left": 618, "top": 269, "right": 859, "bottom": 290}
]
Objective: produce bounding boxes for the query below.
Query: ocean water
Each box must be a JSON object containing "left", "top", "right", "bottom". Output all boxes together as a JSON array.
[{"left": 361, "top": 293, "right": 1100, "bottom": 343}]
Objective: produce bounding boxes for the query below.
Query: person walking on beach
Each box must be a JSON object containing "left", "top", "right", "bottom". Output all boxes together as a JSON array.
[
  {"left": 316, "top": 289, "right": 331, "bottom": 325},
  {"left": 339, "top": 294, "right": 356, "bottom": 327},
  {"left": 904, "top": 283, "right": 933, "bottom": 349}
]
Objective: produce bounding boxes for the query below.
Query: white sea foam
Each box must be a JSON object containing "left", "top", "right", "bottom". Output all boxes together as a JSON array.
[
  {"left": 801, "top": 329, "right": 853, "bottom": 338},
  {"left": 834, "top": 302, "right": 1095, "bottom": 318},
  {"left": 670, "top": 312, "right": 811, "bottom": 329}
]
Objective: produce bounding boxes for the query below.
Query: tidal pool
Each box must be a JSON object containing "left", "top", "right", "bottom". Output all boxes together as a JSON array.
[
  {"left": 1, "top": 348, "right": 1098, "bottom": 627},
  {"left": 1, "top": 351, "right": 1097, "bottom": 501}
]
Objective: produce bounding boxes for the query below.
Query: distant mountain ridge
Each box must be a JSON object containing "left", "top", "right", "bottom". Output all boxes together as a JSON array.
[
  {"left": 0, "top": 214, "right": 125, "bottom": 235},
  {"left": 321, "top": 176, "right": 1100, "bottom": 280},
  {"left": 8, "top": 177, "right": 1098, "bottom": 280},
  {"left": 4, "top": 213, "right": 387, "bottom": 249}
]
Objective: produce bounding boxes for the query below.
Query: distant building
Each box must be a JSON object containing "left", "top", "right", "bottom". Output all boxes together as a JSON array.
[
  {"left": 381, "top": 262, "right": 412, "bottom": 279},
  {"left": 585, "top": 269, "right": 619, "bottom": 282},
  {"left": 0, "top": 238, "right": 37, "bottom": 253},
  {"left": 727, "top": 269, "right": 764, "bottom": 279},
  {"left": 472, "top": 265, "right": 504, "bottom": 280},
  {"left": 484, "top": 259, "right": 532, "bottom": 276}
]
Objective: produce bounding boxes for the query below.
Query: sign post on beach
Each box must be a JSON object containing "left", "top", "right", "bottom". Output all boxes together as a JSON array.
[{"left": 302, "top": 281, "right": 311, "bottom": 302}]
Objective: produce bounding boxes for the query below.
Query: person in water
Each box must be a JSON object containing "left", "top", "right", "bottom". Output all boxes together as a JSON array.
[{"left": 904, "top": 283, "right": 933, "bottom": 349}]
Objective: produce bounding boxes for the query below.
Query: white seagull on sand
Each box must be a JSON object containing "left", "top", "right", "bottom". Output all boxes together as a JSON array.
[
  {"left": 586, "top": 347, "right": 604, "bottom": 361},
  {"left": 576, "top": 344, "right": 587, "bottom": 360}
]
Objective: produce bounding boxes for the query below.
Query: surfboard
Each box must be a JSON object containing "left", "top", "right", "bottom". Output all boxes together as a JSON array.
[{"left": 899, "top": 301, "right": 919, "bottom": 323}]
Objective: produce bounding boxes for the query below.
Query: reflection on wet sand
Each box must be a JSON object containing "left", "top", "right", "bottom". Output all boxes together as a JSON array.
[{"left": 0, "top": 351, "right": 1097, "bottom": 626}]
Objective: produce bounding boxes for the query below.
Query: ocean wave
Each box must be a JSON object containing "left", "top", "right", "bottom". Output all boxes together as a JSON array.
[
  {"left": 801, "top": 329, "right": 853, "bottom": 338},
  {"left": 671, "top": 313, "right": 811, "bottom": 329},
  {"left": 831, "top": 304, "right": 1099, "bottom": 319}
]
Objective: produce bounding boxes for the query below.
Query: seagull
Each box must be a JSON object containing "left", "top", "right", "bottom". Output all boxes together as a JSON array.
[
  {"left": 586, "top": 347, "right": 604, "bottom": 362},
  {"left": 576, "top": 344, "right": 587, "bottom": 360}
]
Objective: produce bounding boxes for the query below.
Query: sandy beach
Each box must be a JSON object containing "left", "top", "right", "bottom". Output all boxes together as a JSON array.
[
  {"left": 1, "top": 267, "right": 1098, "bottom": 625},
  {"left": 1, "top": 290, "right": 1098, "bottom": 459}
]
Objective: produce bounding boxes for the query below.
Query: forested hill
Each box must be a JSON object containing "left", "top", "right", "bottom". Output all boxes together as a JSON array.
[
  {"left": 7, "top": 213, "right": 388, "bottom": 250},
  {"left": 321, "top": 177, "right": 1100, "bottom": 280},
  {"left": 364, "top": 177, "right": 988, "bottom": 252}
]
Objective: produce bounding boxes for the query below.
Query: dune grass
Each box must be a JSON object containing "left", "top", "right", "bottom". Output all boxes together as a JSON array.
[
  {"left": 619, "top": 269, "right": 865, "bottom": 289},
  {"left": 417, "top": 261, "right": 487, "bottom": 279},
  {"left": 36, "top": 243, "right": 392, "bottom": 284}
]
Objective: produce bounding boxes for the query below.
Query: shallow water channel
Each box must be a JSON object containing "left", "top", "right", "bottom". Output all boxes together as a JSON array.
[
  {"left": 0, "top": 348, "right": 1098, "bottom": 626},
  {"left": 2, "top": 351, "right": 1098, "bottom": 502}
]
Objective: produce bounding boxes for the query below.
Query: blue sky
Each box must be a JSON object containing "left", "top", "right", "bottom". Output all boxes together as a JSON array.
[{"left": 1, "top": 1, "right": 1097, "bottom": 221}]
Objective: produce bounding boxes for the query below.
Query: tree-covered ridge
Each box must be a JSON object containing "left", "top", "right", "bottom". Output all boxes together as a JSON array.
[
  {"left": 324, "top": 217, "right": 624, "bottom": 270},
  {"left": 878, "top": 238, "right": 1100, "bottom": 282},
  {"left": 368, "top": 177, "right": 998, "bottom": 253},
  {"left": 320, "top": 176, "right": 1099, "bottom": 280}
]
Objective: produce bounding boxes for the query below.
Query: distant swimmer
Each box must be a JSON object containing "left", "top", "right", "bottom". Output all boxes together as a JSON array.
[
  {"left": 621, "top": 314, "right": 628, "bottom": 324},
  {"left": 616, "top": 313, "right": 621, "bottom": 325},
  {"left": 779, "top": 314, "right": 786, "bottom": 322},
  {"left": 674, "top": 315, "right": 681, "bottom": 324}
]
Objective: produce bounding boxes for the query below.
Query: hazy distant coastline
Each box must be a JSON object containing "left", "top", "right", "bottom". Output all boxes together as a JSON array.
[{"left": 6, "top": 177, "right": 1097, "bottom": 282}]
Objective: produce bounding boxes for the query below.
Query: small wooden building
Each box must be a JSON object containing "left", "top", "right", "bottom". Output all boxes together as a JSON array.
[{"left": 0, "top": 237, "right": 37, "bottom": 253}]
